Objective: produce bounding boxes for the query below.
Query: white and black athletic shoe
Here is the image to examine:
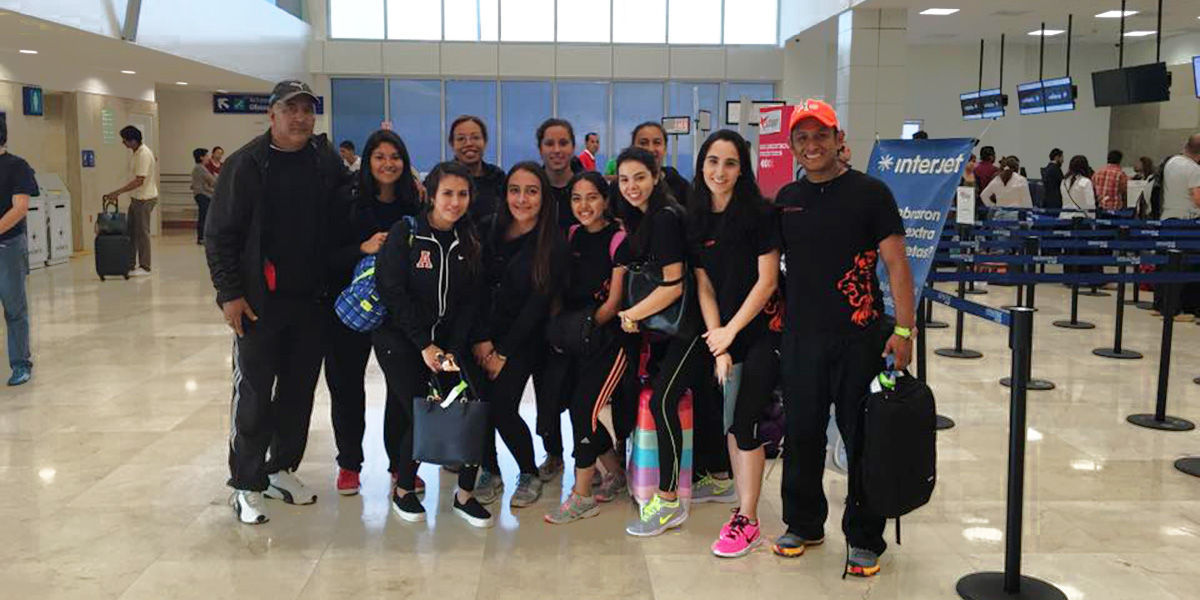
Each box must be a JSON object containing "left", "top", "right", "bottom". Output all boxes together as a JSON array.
[
  {"left": 391, "top": 491, "right": 426, "bottom": 523},
  {"left": 265, "top": 469, "right": 317, "bottom": 505},
  {"left": 231, "top": 490, "right": 269, "bottom": 524},
  {"left": 453, "top": 495, "right": 494, "bottom": 529}
]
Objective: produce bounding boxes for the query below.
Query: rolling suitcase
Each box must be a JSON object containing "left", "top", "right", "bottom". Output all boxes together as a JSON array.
[{"left": 95, "top": 234, "right": 133, "bottom": 280}]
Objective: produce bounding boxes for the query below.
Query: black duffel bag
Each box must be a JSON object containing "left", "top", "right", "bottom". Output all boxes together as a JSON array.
[{"left": 412, "top": 369, "right": 488, "bottom": 466}]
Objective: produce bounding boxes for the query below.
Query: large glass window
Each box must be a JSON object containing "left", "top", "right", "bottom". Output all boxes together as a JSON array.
[
  {"left": 501, "top": 0, "right": 554, "bottom": 42},
  {"left": 557, "top": 0, "right": 611, "bottom": 43},
  {"left": 389, "top": 80, "right": 443, "bottom": 173},
  {"left": 444, "top": 0, "right": 499, "bottom": 41},
  {"left": 387, "top": 0, "right": 442, "bottom": 41},
  {"left": 613, "top": 82, "right": 665, "bottom": 153},
  {"left": 557, "top": 81, "right": 611, "bottom": 167},
  {"left": 667, "top": 81, "right": 719, "bottom": 179},
  {"left": 446, "top": 80, "right": 499, "bottom": 166},
  {"left": 330, "top": 0, "right": 385, "bottom": 39},
  {"left": 723, "top": 0, "right": 777, "bottom": 45},
  {"left": 612, "top": 0, "right": 665, "bottom": 44},
  {"left": 722, "top": 82, "right": 776, "bottom": 126},
  {"left": 331, "top": 78, "right": 386, "bottom": 158},
  {"left": 668, "top": 0, "right": 721, "bottom": 45},
  {"left": 500, "top": 81, "right": 553, "bottom": 167}
]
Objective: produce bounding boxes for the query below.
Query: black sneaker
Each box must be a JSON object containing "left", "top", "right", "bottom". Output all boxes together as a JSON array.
[
  {"left": 453, "top": 494, "right": 495, "bottom": 528},
  {"left": 391, "top": 491, "right": 426, "bottom": 523}
]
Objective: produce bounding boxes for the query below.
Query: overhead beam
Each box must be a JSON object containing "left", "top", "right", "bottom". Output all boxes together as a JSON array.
[{"left": 121, "top": 0, "right": 143, "bottom": 42}]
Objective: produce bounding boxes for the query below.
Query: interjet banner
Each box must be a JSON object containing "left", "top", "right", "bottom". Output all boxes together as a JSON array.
[{"left": 867, "top": 138, "right": 974, "bottom": 316}]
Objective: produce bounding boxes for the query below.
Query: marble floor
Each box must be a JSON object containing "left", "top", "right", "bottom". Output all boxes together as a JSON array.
[{"left": 1, "top": 233, "right": 1198, "bottom": 600}]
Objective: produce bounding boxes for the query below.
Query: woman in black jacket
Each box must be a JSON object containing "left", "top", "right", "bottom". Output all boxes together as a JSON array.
[
  {"left": 470, "top": 162, "right": 568, "bottom": 509},
  {"left": 373, "top": 161, "right": 493, "bottom": 528},
  {"left": 326, "top": 130, "right": 422, "bottom": 497}
]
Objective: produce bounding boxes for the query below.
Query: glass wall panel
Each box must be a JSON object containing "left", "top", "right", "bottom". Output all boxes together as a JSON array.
[
  {"left": 612, "top": 0, "right": 665, "bottom": 44},
  {"left": 500, "top": 0, "right": 554, "bottom": 42},
  {"left": 557, "top": 0, "right": 611, "bottom": 43},
  {"left": 557, "top": 81, "right": 611, "bottom": 168},
  {"left": 331, "top": 78, "right": 386, "bottom": 159},
  {"left": 613, "top": 81, "right": 665, "bottom": 156},
  {"left": 445, "top": 80, "right": 499, "bottom": 166},
  {"left": 444, "top": 0, "right": 499, "bottom": 41},
  {"left": 668, "top": 0, "right": 720, "bottom": 45},
  {"left": 387, "top": 0, "right": 442, "bottom": 41},
  {"left": 666, "top": 81, "right": 719, "bottom": 179},
  {"left": 723, "top": 0, "right": 778, "bottom": 45},
  {"left": 388, "top": 79, "right": 444, "bottom": 172},
  {"left": 330, "top": 0, "right": 385, "bottom": 39},
  {"left": 500, "top": 81, "right": 553, "bottom": 167}
]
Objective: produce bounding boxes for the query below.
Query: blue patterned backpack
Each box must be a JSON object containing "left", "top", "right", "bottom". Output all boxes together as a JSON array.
[{"left": 334, "top": 216, "right": 416, "bottom": 333}]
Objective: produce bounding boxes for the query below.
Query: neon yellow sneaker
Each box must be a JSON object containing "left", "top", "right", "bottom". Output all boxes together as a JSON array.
[{"left": 625, "top": 494, "right": 687, "bottom": 537}]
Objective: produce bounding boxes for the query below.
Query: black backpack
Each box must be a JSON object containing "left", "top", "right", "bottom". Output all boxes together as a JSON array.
[{"left": 853, "top": 371, "right": 937, "bottom": 519}]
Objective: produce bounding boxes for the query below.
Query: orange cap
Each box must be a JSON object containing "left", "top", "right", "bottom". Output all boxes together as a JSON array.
[{"left": 788, "top": 98, "right": 840, "bottom": 132}]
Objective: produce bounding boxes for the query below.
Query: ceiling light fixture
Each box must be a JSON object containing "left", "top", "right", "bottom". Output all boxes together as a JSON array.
[
  {"left": 175, "top": 81, "right": 189, "bottom": 86},
  {"left": 1123, "top": 30, "right": 1157, "bottom": 37},
  {"left": 1028, "top": 29, "right": 1065, "bottom": 36},
  {"left": 121, "top": 70, "right": 136, "bottom": 74},
  {"left": 216, "top": 89, "right": 228, "bottom": 93},
  {"left": 19, "top": 49, "right": 37, "bottom": 54},
  {"left": 1096, "top": 10, "right": 1138, "bottom": 18},
  {"left": 920, "top": 8, "right": 959, "bottom": 16}
]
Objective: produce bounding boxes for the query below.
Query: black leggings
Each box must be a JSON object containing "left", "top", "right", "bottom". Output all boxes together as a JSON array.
[
  {"left": 325, "top": 316, "right": 373, "bottom": 472},
  {"left": 372, "top": 333, "right": 477, "bottom": 492},
  {"left": 724, "top": 333, "right": 780, "bottom": 451},
  {"left": 542, "top": 338, "right": 629, "bottom": 470},
  {"left": 691, "top": 368, "right": 730, "bottom": 477},
  {"left": 643, "top": 334, "right": 707, "bottom": 493},
  {"left": 481, "top": 346, "right": 540, "bottom": 475},
  {"left": 533, "top": 365, "right": 565, "bottom": 457}
]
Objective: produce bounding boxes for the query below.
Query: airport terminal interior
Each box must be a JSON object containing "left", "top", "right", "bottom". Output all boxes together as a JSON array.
[{"left": 1, "top": 1, "right": 1199, "bottom": 598}]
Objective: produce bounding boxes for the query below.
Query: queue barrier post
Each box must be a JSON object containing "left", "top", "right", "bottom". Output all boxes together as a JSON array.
[
  {"left": 1127, "top": 250, "right": 1196, "bottom": 432},
  {"left": 1000, "top": 239, "right": 1054, "bottom": 391},
  {"left": 917, "top": 291, "right": 956, "bottom": 430},
  {"left": 1092, "top": 262, "right": 1143, "bottom": 360},
  {"left": 936, "top": 260, "right": 983, "bottom": 360},
  {"left": 1052, "top": 283, "right": 1095, "bottom": 329}
]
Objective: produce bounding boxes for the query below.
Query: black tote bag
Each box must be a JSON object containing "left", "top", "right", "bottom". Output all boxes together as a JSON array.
[{"left": 412, "top": 370, "right": 489, "bottom": 466}]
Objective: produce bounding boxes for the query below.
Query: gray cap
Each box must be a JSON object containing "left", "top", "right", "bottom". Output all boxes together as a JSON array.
[{"left": 268, "top": 79, "right": 318, "bottom": 107}]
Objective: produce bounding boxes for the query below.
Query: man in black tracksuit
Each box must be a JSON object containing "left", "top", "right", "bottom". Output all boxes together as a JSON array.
[{"left": 206, "top": 80, "right": 350, "bottom": 524}]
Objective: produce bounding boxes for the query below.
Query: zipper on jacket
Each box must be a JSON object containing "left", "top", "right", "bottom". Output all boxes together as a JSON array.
[{"left": 414, "top": 227, "right": 461, "bottom": 343}]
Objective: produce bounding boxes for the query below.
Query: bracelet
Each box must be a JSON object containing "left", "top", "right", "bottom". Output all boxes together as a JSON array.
[{"left": 894, "top": 325, "right": 913, "bottom": 339}]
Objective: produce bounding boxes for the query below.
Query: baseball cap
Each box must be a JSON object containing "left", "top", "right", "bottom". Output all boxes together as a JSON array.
[
  {"left": 269, "top": 80, "right": 318, "bottom": 107},
  {"left": 788, "top": 99, "right": 839, "bottom": 132}
]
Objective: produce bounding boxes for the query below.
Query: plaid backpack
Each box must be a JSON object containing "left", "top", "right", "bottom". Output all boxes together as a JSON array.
[{"left": 335, "top": 216, "right": 416, "bottom": 333}]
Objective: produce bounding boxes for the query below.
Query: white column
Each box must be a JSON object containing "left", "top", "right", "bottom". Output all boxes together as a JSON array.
[{"left": 835, "top": 8, "right": 908, "bottom": 169}]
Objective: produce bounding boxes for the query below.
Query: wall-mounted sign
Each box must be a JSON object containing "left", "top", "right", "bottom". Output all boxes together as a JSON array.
[
  {"left": 82, "top": 150, "right": 96, "bottom": 168},
  {"left": 101, "top": 108, "right": 117, "bottom": 144},
  {"left": 213, "top": 93, "right": 325, "bottom": 115},
  {"left": 661, "top": 116, "right": 690, "bottom": 135},
  {"left": 22, "top": 86, "right": 43, "bottom": 116}
]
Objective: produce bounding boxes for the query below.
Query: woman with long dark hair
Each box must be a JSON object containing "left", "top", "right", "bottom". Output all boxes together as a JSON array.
[
  {"left": 632, "top": 121, "right": 690, "bottom": 206},
  {"left": 448, "top": 115, "right": 506, "bottom": 224},
  {"left": 373, "top": 161, "right": 493, "bottom": 527},
  {"left": 615, "top": 146, "right": 707, "bottom": 538},
  {"left": 542, "top": 171, "right": 632, "bottom": 524},
  {"left": 688, "top": 130, "right": 781, "bottom": 557},
  {"left": 327, "top": 129, "right": 422, "bottom": 496},
  {"left": 471, "top": 162, "right": 568, "bottom": 508}
]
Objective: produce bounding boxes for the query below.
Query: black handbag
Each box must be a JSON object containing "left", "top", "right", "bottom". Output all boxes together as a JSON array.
[
  {"left": 95, "top": 199, "right": 128, "bottom": 236},
  {"left": 624, "top": 261, "right": 689, "bottom": 336},
  {"left": 412, "top": 370, "right": 489, "bottom": 466},
  {"left": 546, "top": 306, "right": 611, "bottom": 354}
]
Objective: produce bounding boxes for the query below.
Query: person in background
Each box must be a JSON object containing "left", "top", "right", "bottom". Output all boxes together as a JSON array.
[
  {"left": 603, "top": 156, "right": 618, "bottom": 183},
  {"left": 207, "top": 80, "right": 349, "bottom": 525},
  {"left": 1093, "top": 149, "right": 1129, "bottom": 212},
  {"left": 975, "top": 146, "right": 998, "bottom": 190},
  {"left": 912, "top": 131, "right": 929, "bottom": 140},
  {"left": 580, "top": 132, "right": 600, "bottom": 172},
  {"left": 339, "top": 140, "right": 361, "bottom": 173},
  {"left": 191, "top": 148, "right": 217, "bottom": 245},
  {"left": 1060, "top": 155, "right": 1097, "bottom": 212},
  {"left": 772, "top": 99, "right": 914, "bottom": 578},
  {"left": 207, "top": 146, "right": 225, "bottom": 176},
  {"left": 538, "top": 118, "right": 579, "bottom": 228},
  {"left": 979, "top": 156, "right": 1032, "bottom": 216},
  {"left": 688, "top": 130, "right": 782, "bottom": 558},
  {"left": 0, "top": 117, "right": 35, "bottom": 386},
  {"left": 104, "top": 125, "right": 157, "bottom": 277},
  {"left": 449, "top": 115, "right": 506, "bottom": 224},
  {"left": 1041, "top": 149, "right": 1065, "bottom": 212},
  {"left": 327, "top": 130, "right": 423, "bottom": 497},
  {"left": 1132, "top": 156, "right": 1158, "bottom": 218},
  {"left": 1157, "top": 134, "right": 1200, "bottom": 319},
  {"left": 632, "top": 122, "right": 691, "bottom": 206}
]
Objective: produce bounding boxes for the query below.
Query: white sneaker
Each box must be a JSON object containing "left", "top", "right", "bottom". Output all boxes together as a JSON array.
[
  {"left": 231, "top": 490, "right": 270, "bottom": 524},
  {"left": 265, "top": 469, "right": 317, "bottom": 505},
  {"left": 129, "top": 268, "right": 151, "bottom": 277}
]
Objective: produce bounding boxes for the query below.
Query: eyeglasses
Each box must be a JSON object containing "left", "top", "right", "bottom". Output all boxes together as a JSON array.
[{"left": 454, "top": 135, "right": 484, "bottom": 145}]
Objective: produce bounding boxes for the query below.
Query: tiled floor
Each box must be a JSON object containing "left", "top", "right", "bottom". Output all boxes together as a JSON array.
[{"left": 2, "top": 233, "right": 1198, "bottom": 599}]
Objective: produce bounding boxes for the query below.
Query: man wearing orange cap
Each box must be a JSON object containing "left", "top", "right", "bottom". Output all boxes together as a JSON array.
[{"left": 770, "top": 100, "right": 915, "bottom": 577}]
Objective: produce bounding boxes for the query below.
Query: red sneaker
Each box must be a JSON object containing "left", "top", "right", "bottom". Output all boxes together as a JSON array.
[{"left": 336, "top": 468, "right": 360, "bottom": 496}]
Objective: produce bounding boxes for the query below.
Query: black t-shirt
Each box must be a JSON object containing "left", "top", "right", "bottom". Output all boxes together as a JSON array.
[
  {"left": 776, "top": 169, "right": 904, "bottom": 337},
  {"left": 565, "top": 221, "right": 629, "bottom": 309},
  {"left": 690, "top": 203, "right": 781, "bottom": 358},
  {"left": 622, "top": 203, "right": 698, "bottom": 337},
  {"left": 547, "top": 181, "right": 577, "bottom": 228},
  {"left": 262, "top": 145, "right": 322, "bottom": 296},
  {"left": 663, "top": 166, "right": 690, "bottom": 207},
  {"left": 0, "top": 153, "right": 37, "bottom": 241},
  {"left": 468, "top": 162, "right": 506, "bottom": 225}
]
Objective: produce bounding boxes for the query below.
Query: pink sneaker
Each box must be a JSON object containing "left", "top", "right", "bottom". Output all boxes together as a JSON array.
[
  {"left": 337, "top": 468, "right": 360, "bottom": 496},
  {"left": 711, "top": 510, "right": 762, "bottom": 558}
]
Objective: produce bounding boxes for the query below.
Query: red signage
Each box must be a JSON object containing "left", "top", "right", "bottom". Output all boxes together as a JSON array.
[{"left": 756, "top": 105, "right": 796, "bottom": 199}]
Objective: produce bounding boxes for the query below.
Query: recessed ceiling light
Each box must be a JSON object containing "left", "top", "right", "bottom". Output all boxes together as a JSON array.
[
  {"left": 175, "top": 81, "right": 189, "bottom": 85},
  {"left": 1123, "top": 30, "right": 1156, "bottom": 37},
  {"left": 1096, "top": 10, "right": 1138, "bottom": 18},
  {"left": 920, "top": 8, "right": 959, "bottom": 16},
  {"left": 217, "top": 89, "right": 228, "bottom": 93},
  {"left": 1028, "top": 29, "right": 1065, "bottom": 36},
  {"left": 120, "top": 70, "right": 136, "bottom": 74},
  {"left": 19, "top": 49, "right": 37, "bottom": 54}
]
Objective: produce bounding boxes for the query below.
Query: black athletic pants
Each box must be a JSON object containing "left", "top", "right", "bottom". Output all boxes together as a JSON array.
[
  {"left": 541, "top": 338, "right": 629, "bottom": 470},
  {"left": 194, "top": 194, "right": 211, "bottom": 242},
  {"left": 726, "top": 333, "right": 780, "bottom": 451},
  {"left": 372, "top": 333, "right": 478, "bottom": 492},
  {"left": 780, "top": 322, "right": 889, "bottom": 556},
  {"left": 481, "top": 346, "right": 540, "bottom": 476},
  {"left": 641, "top": 334, "right": 707, "bottom": 493},
  {"left": 691, "top": 366, "right": 730, "bottom": 478},
  {"left": 227, "top": 296, "right": 327, "bottom": 491},
  {"left": 534, "top": 365, "right": 565, "bottom": 458},
  {"left": 326, "top": 316, "right": 373, "bottom": 472}
]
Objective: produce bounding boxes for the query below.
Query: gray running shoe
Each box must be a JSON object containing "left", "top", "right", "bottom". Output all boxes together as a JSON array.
[
  {"left": 625, "top": 494, "right": 688, "bottom": 537},
  {"left": 691, "top": 474, "right": 736, "bottom": 503},
  {"left": 537, "top": 455, "right": 565, "bottom": 482},
  {"left": 594, "top": 471, "right": 627, "bottom": 503},
  {"left": 544, "top": 492, "right": 600, "bottom": 524},
  {"left": 845, "top": 547, "right": 881, "bottom": 577},
  {"left": 474, "top": 470, "right": 504, "bottom": 505},
  {"left": 510, "top": 473, "right": 544, "bottom": 508}
]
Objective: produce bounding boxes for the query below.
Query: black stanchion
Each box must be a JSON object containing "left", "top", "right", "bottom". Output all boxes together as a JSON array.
[
  {"left": 966, "top": 279, "right": 987, "bottom": 296},
  {"left": 1176, "top": 457, "right": 1200, "bottom": 478},
  {"left": 1092, "top": 264, "right": 1143, "bottom": 359},
  {"left": 926, "top": 297, "right": 949, "bottom": 329},
  {"left": 936, "top": 262, "right": 983, "bottom": 359},
  {"left": 1136, "top": 300, "right": 1155, "bottom": 311},
  {"left": 957, "top": 307, "right": 1067, "bottom": 600},
  {"left": 1125, "top": 279, "right": 1140, "bottom": 306},
  {"left": 1127, "top": 251, "right": 1196, "bottom": 432},
  {"left": 917, "top": 294, "right": 956, "bottom": 430},
  {"left": 1195, "top": 376, "right": 1200, "bottom": 386},
  {"left": 1079, "top": 285, "right": 1111, "bottom": 298},
  {"left": 1000, "top": 239, "right": 1054, "bottom": 390},
  {"left": 1052, "top": 284, "right": 1095, "bottom": 329}
]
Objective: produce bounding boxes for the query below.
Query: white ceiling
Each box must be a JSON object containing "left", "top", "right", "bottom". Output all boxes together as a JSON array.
[
  {"left": 859, "top": 0, "right": 1200, "bottom": 45},
  {"left": 0, "top": 10, "right": 271, "bottom": 94}
]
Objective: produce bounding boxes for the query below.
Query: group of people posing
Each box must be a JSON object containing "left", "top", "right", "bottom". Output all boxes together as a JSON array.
[{"left": 206, "top": 82, "right": 915, "bottom": 577}]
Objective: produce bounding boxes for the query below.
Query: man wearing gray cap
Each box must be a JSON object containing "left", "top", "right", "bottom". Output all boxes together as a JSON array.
[{"left": 206, "top": 80, "right": 349, "bottom": 524}]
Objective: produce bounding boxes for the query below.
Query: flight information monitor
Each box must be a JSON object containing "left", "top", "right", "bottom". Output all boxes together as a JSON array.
[
  {"left": 960, "top": 91, "right": 983, "bottom": 120},
  {"left": 1042, "top": 77, "right": 1076, "bottom": 112},
  {"left": 1017, "top": 81, "right": 1045, "bottom": 115},
  {"left": 979, "top": 88, "right": 1005, "bottom": 119}
]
